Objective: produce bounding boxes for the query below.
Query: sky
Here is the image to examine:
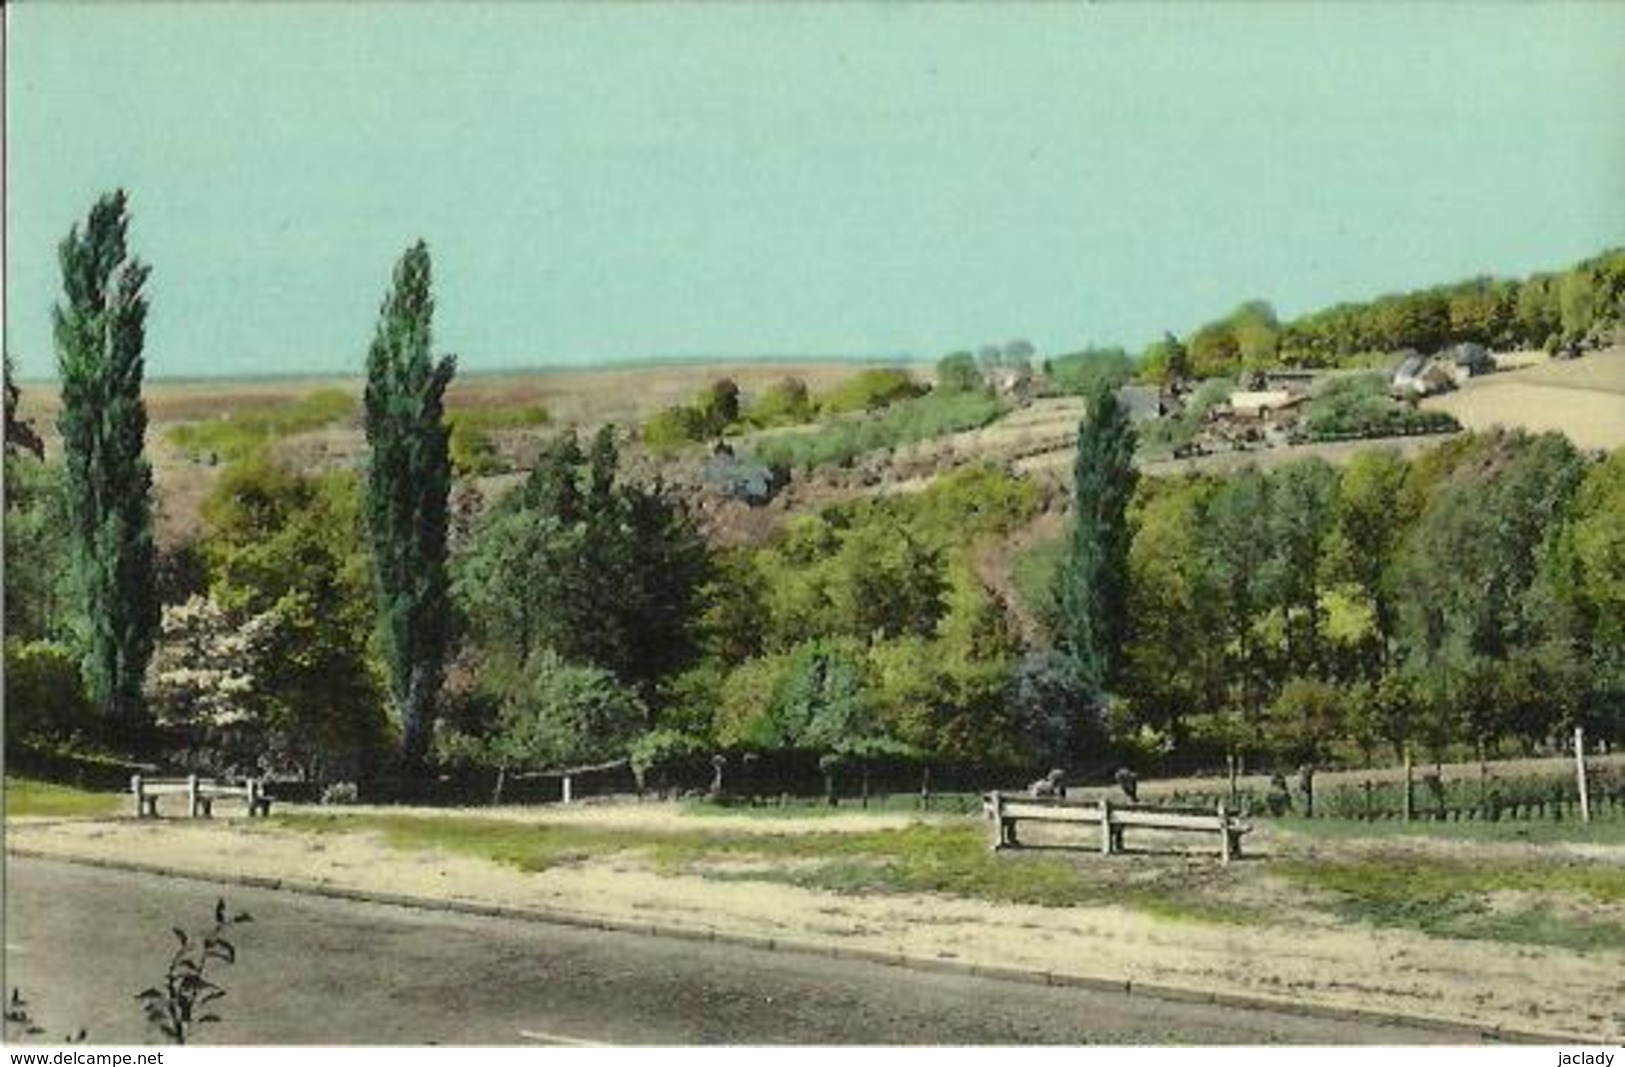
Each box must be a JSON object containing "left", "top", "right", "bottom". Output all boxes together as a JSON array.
[{"left": 7, "top": 3, "right": 1625, "bottom": 381}]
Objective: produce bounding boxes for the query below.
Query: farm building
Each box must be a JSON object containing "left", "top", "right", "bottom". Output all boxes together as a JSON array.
[
  {"left": 1117, "top": 384, "right": 1167, "bottom": 423},
  {"left": 1392, "top": 343, "right": 1493, "bottom": 396},
  {"left": 1226, "top": 389, "right": 1306, "bottom": 419}
]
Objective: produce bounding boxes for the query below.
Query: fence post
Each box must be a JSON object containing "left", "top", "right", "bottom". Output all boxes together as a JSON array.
[
  {"left": 561, "top": 775, "right": 573, "bottom": 806},
  {"left": 187, "top": 773, "right": 200, "bottom": 819},
  {"left": 1575, "top": 725, "right": 1591, "bottom": 825},
  {"left": 1100, "top": 797, "right": 1114, "bottom": 855},
  {"left": 1227, "top": 753, "right": 1239, "bottom": 810},
  {"left": 131, "top": 774, "right": 144, "bottom": 818},
  {"left": 988, "top": 791, "right": 1003, "bottom": 851},
  {"left": 1219, "top": 801, "right": 1232, "bottom": 865},
  {"left": 1402, "top": 749, "right": 1413, "bottom": 824}
]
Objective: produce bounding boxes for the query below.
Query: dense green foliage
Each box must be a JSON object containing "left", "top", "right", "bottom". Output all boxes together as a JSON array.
[
  {"left": 1299, "top": 375, "right": 1460, "bottom": 441},
  {"left": 454, "top": 428, "right": 712, "bottom": 699},
  {"left": 934, "top": 352, "right": 984, "bottom": 394},
  {"left": 1054, "top": 384, "right": 1138, "bottom": 695},
  {"left": 693, "top": 465, "right": 1039, "bottom": 774},
  {"left": 167, "top": 389, "right": 354, "bottom": 464},
  {"left": 445, "top": 404, "right": 550, "bottom": 475},
  {"left": 1043, "top": 346, "right": 1135, "bottom": 397},
  {"left": 641, "top": 378, "right": 743, "bottom": 454},
  {"left": 1100, "top": 434, "right": 1625, "bottom": 764},
  {"left": 362, "top": 242, "right": 457, "bottom": 765},
  {"left": 436, "top": 651, "right": 647, "bottom": 777},
  {"left": 53, "top": 191, "right": 159, "bottom": 731},
  {"left": 3, "top": 641, "right": 96, "bottom": 751},
  {"left": 743, "top": 376, "right": 818, "bottom": 428},
  {"left": 3, "top": 453, "right": 74, "bottom": 644},
  {"left": 818, "top": 367, "right": 925, "bottom": 414},
  {"left": 199, "top": 460, "right": 390, "bottom": 778},
  {"left": 749, "top": 390, "right": 1004, "bottom": 472},
  {"left": 1007, "top": 436, "right": 1625, "bottom": 767},
  {"left": 1153, "top": 248, "right": 1625, "bottom": 376}
]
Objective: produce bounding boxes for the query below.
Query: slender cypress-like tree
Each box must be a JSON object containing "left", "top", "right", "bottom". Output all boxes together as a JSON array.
[
  {"left": 53, "top": 191, "right": 159, "bottom": 732},
  {"left": 363, "top": 242, "right": 457, "bottom": 766},
  {"left": 1054, "top": 381, "right": 1139, "bottom": 696}
]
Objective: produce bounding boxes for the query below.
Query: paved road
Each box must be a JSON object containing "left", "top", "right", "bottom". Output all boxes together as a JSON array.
[{"left": 3, "top": 856, "right": 1478, "bottom": 1045}]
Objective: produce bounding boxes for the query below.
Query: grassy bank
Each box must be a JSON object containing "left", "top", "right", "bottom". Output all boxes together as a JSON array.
[
  {"left": 1273, "top": 814, "right": 1625, "bottom": 846},
  {"left": 3, "top": 777, "right": 123, "bottom": 818},
  {"left": 1277, "top": 852, "right": 1625, "bottom": 952},
  {"left": 274, "top": 812, "right": 1238, "bottom": 921},
  {"left": 272, "top": 809, "right": 1625, "bottom": 952}
]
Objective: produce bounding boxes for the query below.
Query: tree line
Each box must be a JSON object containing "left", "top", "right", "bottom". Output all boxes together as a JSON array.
[
  {"left": 1137, "top": 248, "right": 1625, "bottom": 381},
  {"left": 1105, "top": 432, "right": 1625, "bottom": 768}
]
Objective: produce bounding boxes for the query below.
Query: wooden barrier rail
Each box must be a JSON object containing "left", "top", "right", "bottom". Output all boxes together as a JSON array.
[
  {"left": 983, "top": 792, "right": 1251, "bottom": 864},
  {"left": 129, "top": 774, "right": 272, "bottom": 819}
]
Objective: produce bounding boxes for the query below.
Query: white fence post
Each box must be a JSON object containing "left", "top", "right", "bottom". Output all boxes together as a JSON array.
[
  {"left": 1219, "top": 801, "right": 1232, "bottom": 865},
  {"left": 131, "top": 774, "right": 144, "bottom": 818},
  {"left": 1100, "top": 797, "right": 1113, "bottom": 855},
  {"left": 561, "top": 775, "right": 573, "bottom": 806},
  {"left": 1575, "top": 725, "right": 1591, "bottom": 825},
  {"left": 187, "top": 773, "right": 200, "bottom": 818}
]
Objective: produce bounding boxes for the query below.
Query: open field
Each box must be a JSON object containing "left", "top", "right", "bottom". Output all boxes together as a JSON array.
[
  {"left": 1423, "top": 346, "right": 1625, "bottom": 451},
  {"left": 14, "top": 361, "right": 890, "bottom": 432},
  {"left": 8, "top": 784, "right": 1625, "bottom": 1040},
  {"left": 12, "top": 360, "right": 890, "bottom": 546}
]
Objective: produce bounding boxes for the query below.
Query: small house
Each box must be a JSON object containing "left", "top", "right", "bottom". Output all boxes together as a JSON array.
[{"left": 1227, "top": 389, "right": 1303, "bottom": 420}]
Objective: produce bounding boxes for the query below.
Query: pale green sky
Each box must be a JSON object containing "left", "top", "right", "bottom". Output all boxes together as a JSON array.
[{"left": 7, "top": 3, "right": 1625, "bottom": 380}]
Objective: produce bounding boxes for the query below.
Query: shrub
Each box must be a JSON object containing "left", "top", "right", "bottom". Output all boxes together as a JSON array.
[
  {"left": 701, "top": 452, "right": 786, "bottom": 505},
  {"left": 1005, "top": 652, "right": 1101, "bottom": 768},
  {"left": 448, "top": 420, "right": 501, "bottom": 476},
  {"left": 629, "top": 728, "right": 708, "bottom": 792},
  {"left": 819, "top": 368, "right": 925, "bottom": 415},
  {"left": 934, "top": 352, "right": 984, "bottom": 394},
  {"left": 642, "top": 380, "right": 748, "bottom": 454},
  {"left": 454, "top": 651, "right": 648, "bottom": 773},
  {"left": 1301, "top": 374, "right": 1460, "bottom": 441},
  {"left": 744, "top": 377, "right": 817, "bottom": 428},
  {"left": 641, "top": 405, "right": 710, "bottom": 454},
  {"left": 3, "top": 640, "right": 95, "bottom": 749}
]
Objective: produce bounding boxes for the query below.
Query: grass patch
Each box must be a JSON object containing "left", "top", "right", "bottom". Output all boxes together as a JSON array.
[
  {"left": 4, "top": 777, "right": 122, "bottom": 818},
  {"left": 1272, "top": 815, "right": 1625, "bottom": 846},
  {"left": 446, "top": 405, "right": 551, "bottom": 434},
  {"left": 273, "top": 811, "right": 1238, "bottom": 920},
  {"left": 1277, "top": 852, "right": 1625, "bottom": 951},
  {"left": 166, "top": 388, "right": 354, "bottom": 463},
  {"left": 1009, "top": 531, "right": 1066, "bottom": 627}
]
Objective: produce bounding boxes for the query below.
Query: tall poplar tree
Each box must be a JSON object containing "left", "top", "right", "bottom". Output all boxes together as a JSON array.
[
  {"left": 363, "top": 242, "right": 457, "bottom": 766},
  {"left": 54, "top": 192, "right": 159, "bottom": 733},
  {"left": 1054, "top": 382, "right": 1138, "bottom": 696}
]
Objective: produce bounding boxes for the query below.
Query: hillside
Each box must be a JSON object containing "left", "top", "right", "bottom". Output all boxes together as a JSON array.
[{"left": 1422, "top": 344, "right": 1625, "bottom": 451}]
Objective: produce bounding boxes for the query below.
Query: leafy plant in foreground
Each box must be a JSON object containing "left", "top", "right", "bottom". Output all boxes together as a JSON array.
[{"left": 138, "top": 897, "right": 251, "bottom": 1044}]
